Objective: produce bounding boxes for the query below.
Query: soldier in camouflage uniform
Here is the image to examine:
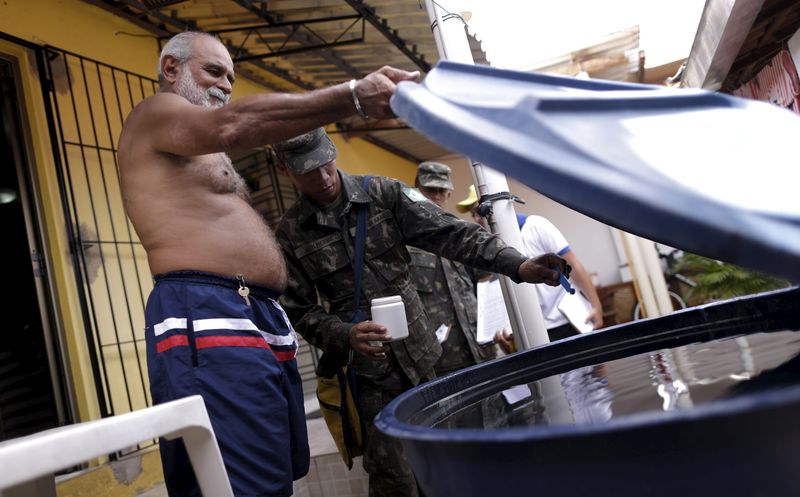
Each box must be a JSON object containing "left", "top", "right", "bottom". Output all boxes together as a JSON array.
[
  {"left": 273, "top": 128, "right": 570, "bottom": 497},
  {"left": 409, "top": 162, "right": 497, "bottom": 375}
]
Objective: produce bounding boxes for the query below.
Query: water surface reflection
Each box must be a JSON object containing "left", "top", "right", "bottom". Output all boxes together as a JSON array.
[{"left": 422, "top": 330, "right": 800, "bottom": 429}]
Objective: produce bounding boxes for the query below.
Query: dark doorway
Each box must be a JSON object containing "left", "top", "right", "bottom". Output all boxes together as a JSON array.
[{"left": 0, "top": 57, "right": 63, "bottom": 441}]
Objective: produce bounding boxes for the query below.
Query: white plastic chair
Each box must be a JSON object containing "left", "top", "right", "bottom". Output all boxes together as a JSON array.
[{"left": 0, "top": 395, "right": 233, "bottom": 497}]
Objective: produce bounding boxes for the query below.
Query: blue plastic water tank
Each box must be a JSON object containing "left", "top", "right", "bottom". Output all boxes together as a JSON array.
[
  {"left": 377, "top": 61, "right": 800, "bottom": 496},
  {"left": 376, "top": 287, "right": 800, "bottom": 496}
]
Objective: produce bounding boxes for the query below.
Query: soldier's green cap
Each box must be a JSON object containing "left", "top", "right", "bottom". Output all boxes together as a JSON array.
[
  {"left": 416, "top": 161, "right": 453, "bottom": 190},
  {"left": 273, "top": 127, "right": 337, "bottom": 174}
]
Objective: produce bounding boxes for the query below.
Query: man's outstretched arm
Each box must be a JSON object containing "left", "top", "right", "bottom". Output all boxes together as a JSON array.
[{"left": 135, "top": 66, "right": 419, "bottom": 158}]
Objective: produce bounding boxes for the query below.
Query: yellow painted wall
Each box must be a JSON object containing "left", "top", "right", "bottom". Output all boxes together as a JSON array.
[
  {"left": 1, "top": 0, "right": 415, "bottom": 428},
  {"left": 328, "top": 129, "right": 416, "bottom": 184},
  {"left": 56, "top": 449, "right": 164, "bottom": 497}
]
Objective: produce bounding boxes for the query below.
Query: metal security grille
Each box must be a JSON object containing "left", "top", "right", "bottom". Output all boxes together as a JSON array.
[
  {"left": 40, "top": 47, "right": 317, "bottom": 448},
  {"left": 234, "top": 148, "right": 299, "bottom": 228},
  {"left": 42, "top": 46, "right": 157, "bottom": 430}
]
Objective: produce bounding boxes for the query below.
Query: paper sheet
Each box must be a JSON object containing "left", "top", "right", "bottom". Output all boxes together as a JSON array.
[
  {"left": 501, "top": 384, "right": 532, "bottom": 404},
  {"left": 557, "top": 291, "right": 595, "bottom": 334},
  {"left": 476, "top": 278, "right": 512, "bottom": 344}
]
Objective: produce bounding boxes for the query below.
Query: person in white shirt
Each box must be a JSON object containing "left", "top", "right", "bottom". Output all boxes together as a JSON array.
[{"left": 456, "top": 185, "right": 604, "bottom": 351}]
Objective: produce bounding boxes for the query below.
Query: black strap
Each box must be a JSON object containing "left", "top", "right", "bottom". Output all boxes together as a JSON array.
[
  {"left": 350, "top": 175, "right": 372, "bottom": 324},
  {"left": 476, "top": 190, "right": 526, "bottom": 217},
  {"left": 340, "top": 175, "right": 372, "bottom": 464}
]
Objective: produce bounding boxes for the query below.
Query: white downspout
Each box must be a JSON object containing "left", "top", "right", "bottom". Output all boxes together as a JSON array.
[
  {"left": 621, "top": 231, "right": 659, "bottom": 319},
  {"left": 638, "top": 238, "right": 674, "bottom": 315},
  {"left": 424, "top": 0, "right": 550, "bottom": 350}
]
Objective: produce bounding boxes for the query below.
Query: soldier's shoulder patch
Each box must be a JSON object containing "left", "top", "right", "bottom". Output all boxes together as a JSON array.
[{"left": 402, "top": 187, "right": 429, "bottom": 203}]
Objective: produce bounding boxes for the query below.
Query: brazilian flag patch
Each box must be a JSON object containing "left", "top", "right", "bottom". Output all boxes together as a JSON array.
[{"left": 402, "top": 187, "right": 430, "bottom": 203}]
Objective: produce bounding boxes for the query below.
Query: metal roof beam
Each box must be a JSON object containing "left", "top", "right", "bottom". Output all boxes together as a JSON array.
[
  {"left": 343, "top": 0, "right": 430, "bottom": 72},
  {"left": 87, "top": 0, "right": 315, "bottom": 90},
  {"left": 232, "top": 38, "right": 364, "bottom": 63},
  {"left": 207, "top": 14, "right": 363, "bottom": 34},
  {"left": 232, "top": 0, "right": 365, "bottom": 79},
  {"left": 202, "top": 13, "right": 366, "bottom": 64}
]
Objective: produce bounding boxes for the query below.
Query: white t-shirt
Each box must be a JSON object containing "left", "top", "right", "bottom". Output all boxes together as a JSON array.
[{"left": 519, "top": 215, "right": 571, "bottom": 329}]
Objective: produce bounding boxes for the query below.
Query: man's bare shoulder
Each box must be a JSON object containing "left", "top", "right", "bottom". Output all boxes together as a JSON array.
[
  {"left": 123, "top": 92, "right": 189, "bottom": 130},
  {"left": 120, "top": 92, "right": 212, "bottom": 159}
]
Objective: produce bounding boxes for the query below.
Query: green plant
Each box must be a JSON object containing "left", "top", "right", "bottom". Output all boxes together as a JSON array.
[{"left": 674, "top": 253, "right": 791, "bottom": 302}]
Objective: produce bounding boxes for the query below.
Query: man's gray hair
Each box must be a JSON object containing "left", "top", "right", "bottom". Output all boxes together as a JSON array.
[{"left": 157, "top": 31, "right": 217, "bottom": 83}]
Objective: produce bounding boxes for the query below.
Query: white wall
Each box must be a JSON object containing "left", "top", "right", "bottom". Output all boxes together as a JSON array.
[
  {"left": 436, "top": 155, "right": 623, "bottom": 287},
  {"left": 788, "top": 28, "right": 800, "bottom": 73}
]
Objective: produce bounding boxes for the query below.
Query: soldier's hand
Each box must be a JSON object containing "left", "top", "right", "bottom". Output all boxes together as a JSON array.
[
  {"left": 355, "top": 66, "right": 420, "bottom": 120},
  {"left": 349, "top": 321, "right": 392, "bottom": 360},
  {"left": 517, "top": 253, "right": 571, "bottom": 286}
]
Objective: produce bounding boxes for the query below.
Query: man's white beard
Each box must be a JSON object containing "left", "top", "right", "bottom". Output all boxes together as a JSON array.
[{"left": 176, "top": 69, "right": 229, "bottom": 108}]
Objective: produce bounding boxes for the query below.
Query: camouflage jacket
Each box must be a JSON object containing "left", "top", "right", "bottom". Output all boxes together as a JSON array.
[
  {"left": 408, "top": 247, "right": 497, "bottom": 374},
  {"left": 276, "top": 172, "right": 527, "bottom": 384}
]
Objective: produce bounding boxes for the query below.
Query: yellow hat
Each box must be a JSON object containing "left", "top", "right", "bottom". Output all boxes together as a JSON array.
[{"left": 456, "top": 184, "right": 478, "bottom": 213}]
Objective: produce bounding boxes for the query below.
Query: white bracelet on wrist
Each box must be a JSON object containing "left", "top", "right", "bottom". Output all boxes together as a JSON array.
[{"left": 349, "top": 79, "right": 369, "bottom": 119}]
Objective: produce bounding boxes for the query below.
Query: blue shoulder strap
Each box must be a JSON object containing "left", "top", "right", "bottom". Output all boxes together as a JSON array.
[
  {"left": 350, "top": 175, "right": 372, "bottom": 323},
  {"left": 345, "top": 176, "right": 372, "bottom": 421}
]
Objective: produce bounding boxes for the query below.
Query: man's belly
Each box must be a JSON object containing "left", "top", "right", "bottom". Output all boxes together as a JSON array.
[{"left": 144, "top": 228, "right": 288, "bottom": 291}]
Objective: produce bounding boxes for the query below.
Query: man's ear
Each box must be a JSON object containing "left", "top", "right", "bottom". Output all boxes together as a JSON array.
[{"left": 161, "top": 55, "right": 183, "bottom": 85}]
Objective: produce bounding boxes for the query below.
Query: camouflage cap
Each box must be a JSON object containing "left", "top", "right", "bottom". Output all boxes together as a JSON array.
[
  {"left": 273, "top": 127, "right": 337, "bottom": 174},
  {"left": 416, "top": 161, "right": 453, "bottom": 190}
]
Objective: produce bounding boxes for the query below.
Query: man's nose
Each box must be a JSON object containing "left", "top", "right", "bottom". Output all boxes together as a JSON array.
[{"left": 218, "top": 78, "right": 232, "bottom": 94}]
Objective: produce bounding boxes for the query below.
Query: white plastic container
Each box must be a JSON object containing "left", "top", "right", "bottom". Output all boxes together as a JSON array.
[{"left": 370, "top": 295, "right": 409, "bottom": 341}]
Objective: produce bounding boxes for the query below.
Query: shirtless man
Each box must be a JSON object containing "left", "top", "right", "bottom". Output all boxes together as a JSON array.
[{"left": 118, "top": 31, "right": 419, "bottom": 497}]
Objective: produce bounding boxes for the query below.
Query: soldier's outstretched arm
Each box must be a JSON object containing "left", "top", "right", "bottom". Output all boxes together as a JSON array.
[{"left": 373, "top": 177, "right": 527, "bottom": 280}]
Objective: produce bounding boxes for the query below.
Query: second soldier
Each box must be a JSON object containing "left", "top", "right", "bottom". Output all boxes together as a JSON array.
[{"left": 409, "top": 162, "right": 497, "bottom": 376}]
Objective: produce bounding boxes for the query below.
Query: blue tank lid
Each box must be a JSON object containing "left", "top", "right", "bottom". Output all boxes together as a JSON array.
[{"left": 390, "top": 61, "right": 800, "bottom": 283}]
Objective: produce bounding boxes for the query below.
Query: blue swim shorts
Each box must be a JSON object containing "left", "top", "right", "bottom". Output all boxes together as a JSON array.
[{"left": 145, "top": 271, "right": 309, "bottom": 497}]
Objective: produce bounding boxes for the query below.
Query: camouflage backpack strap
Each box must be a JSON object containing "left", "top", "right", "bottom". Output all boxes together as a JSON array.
[{"left": 349, "top": 175, "right": 372, "bottom": 324}]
